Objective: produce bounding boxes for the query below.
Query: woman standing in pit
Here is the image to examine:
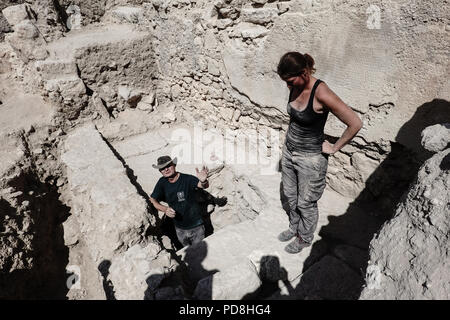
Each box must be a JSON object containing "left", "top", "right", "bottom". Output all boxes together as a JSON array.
[{"left": 277, "top": 52, "right": 363, "bottom": 254}]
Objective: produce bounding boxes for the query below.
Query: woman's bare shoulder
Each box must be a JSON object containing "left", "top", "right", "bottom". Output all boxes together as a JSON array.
[
  {"left": 315, "top": 81, "right": 349, "bottom": 113},
  {"left": 316, "top": 81, "right": 333, "bottom": 97}
]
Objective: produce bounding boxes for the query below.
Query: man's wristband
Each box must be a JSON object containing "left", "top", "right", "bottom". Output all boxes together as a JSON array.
[{"left": 200, "top": 179, "right": 208, "bottom": 185}]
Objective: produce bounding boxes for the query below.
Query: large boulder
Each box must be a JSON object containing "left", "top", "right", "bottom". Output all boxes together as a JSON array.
[{"left": 421, "top": 123, "right": 450, "bottom": 153}]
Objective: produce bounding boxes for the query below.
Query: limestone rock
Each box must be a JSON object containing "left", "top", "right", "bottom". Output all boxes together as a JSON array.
[
  {"left": 170, "top": 84, "right": 182, "bottom": 98},
  {"left": 118, "top": 86, "right": 142, "bottom": 107},
  {"left": 351, "top": 152, "right": 380, "bottom": 182},
  {"left": 142, "top": 92, "right": 156, "bottom": 106},
  {"left": 3, "top": 14, "right": 48, "bottom": 63},
  {"left": 216, "top": 18, "right": 233, "bottom": 30},
  {"left": 207, "top": 59, "right": 221, "bottom": 77},
  {"left": 35, "top": 60, "right": 78, "bottom": 81},
  {"left": 161, "top": 111, "right": 177, "bottom": 123},
  {"left": 277, "top": 2, "right": 290, "bottom": 14},
  {"left": 2, "top": 4, "right": 29, "bottom": 26},
  {"left": 240, "top": 8, "right": 279, "bottom": 25},
  {"left": 421, "top": 123, "right": 450, "bottom": 153},
  {"left": 118, "top": 85, "right": 132, "bottom": 100},
  {"left": 222, "top": 38, "right": 286, "bottom": 110},
  {"left": 97, "top": 109, "right": 153, "bottom": 140},
  {"left": 45, "top": 76, "right": 86, "bottom": 100},
  {"left": 111, "top": 6, "right": 145, "bottom": 24},
  {"left": 236, "top": 22, "right": 269, "bottom": 39},
  {"left": 217, "top": 7, "right": 239, "bottom": 20},
  {"left": 63, "top": 215, "right": 80, "bottom": 246},
  {"left": 14, "top": 20, "right": 39, "bottom": 40},
  {"left": 137, "top": 101, "right": 154, "bottom": 112},
  {"left": 108, "top": 243, "right": 169, "bottom": 300}
]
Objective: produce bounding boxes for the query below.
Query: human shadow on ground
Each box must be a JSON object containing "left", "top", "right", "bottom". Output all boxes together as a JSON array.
[
  {"left": 159, "top": 215, "right": 184, "bottom": 251},
  {"left": 242, "top": 255, "right": 293, "bottom": 300},
  {"left": 144, "top": 241, "right": 219, "bottom": 300},
  {"left": 195, "top": 188, "right": 228, "bottom": 237},
  {"left": 98, "top": 260, "right": 116, "bottom": 300},
  {"left": 278, "top": 99, "right": 450, "bottom": 299}
]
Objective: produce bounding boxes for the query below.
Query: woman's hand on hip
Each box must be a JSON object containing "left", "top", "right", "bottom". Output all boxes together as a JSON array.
[{"left": 322, "top": 140, "right": 336, "bottom": 154}]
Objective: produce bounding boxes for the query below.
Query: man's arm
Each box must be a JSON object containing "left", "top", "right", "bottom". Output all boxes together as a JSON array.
[{"left": 149, "top": 197, "right": 176, "bottom": 218}]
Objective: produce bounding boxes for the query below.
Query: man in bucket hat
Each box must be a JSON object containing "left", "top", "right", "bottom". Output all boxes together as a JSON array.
[{"left": 150, "top": 155, "right": 209, "bottom": 248}]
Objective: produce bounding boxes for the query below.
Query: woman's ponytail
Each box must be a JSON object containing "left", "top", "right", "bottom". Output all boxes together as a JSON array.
[
  {"left": 277, "top": 52, "right": 316, "bottom": 78},
  {"left": 303, "top": 53, "right": 316, "bottom": 74}
]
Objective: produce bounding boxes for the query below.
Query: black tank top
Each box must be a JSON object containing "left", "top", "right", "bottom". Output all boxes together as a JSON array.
[{"left": 286, "top": 79, "right": 329, "bottom": 153}]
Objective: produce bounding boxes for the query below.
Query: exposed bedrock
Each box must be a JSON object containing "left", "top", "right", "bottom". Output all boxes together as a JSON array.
[{"left": 360, "top": 124, "right": 450, "bottom": 299}]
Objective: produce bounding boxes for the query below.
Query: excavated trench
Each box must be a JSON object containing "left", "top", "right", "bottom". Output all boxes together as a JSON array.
[
  {"left": 99, "top": 129, "right": 270, "bottom": 299},
  {"left": 0, "top": 62, "right": 431, "bottom": 300},
  {"left": 0, "top": 121, "right": 428, "bottom": 300},
  {"left": 0, "top": 57, "right": 428, "bottom": 300},
  {"left": 1, "top": 0, "right": 446, "bottom": 300},
  {"left": 0, "top": 42, "right": 428, "bottom": 301}
]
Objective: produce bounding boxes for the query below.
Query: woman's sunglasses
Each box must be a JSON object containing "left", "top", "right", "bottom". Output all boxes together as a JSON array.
[
  {"left": 284, "top": 72, "right": 305, "bottom": 86},
  {"left": 285, "top": 78, "right": 296, "bottom": 86}
]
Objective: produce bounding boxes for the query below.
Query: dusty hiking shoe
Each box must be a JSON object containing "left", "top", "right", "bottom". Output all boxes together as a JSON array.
[
  {"left": 277, "top": 229, "right": 296, "bottom": 242},
  {"left": 284, "top": 237, "right": 311, "bottom": 254}
]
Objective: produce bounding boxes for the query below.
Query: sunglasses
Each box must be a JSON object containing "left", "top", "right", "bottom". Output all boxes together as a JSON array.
[
  {"left": 159, "top": 164, "right": 172, "bottom": 172},
  {"left": 285, "top": 78, "right": 296, "bottom": 86}
]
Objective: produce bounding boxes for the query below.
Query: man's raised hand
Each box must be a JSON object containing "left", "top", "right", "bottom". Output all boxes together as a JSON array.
[{"left": 195, "top": 165, "right": 209, "bottom": 182}]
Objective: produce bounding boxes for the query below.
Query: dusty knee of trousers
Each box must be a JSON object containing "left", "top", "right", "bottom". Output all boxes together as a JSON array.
[{"left": 296, "top": 200, "right": 317, "bottom": 210}]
